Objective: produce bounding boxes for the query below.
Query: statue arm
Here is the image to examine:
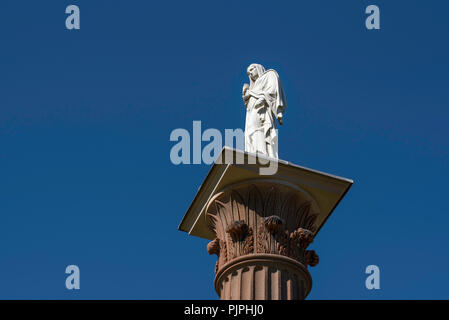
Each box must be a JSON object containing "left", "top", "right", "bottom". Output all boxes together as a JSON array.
[
  {"left": 244, "top": 90, "right": 266, "bottom": 108},
  {"left": 242, "top": 84, "right": 250, "bottom": 106},
  {"left": 277, "top": 113, "right": 283, "bottom": 125},
  {"left": 265, "top": 71, "right": 286, "bottom": 124},
  {"left": 244, "top": 72, "right": 281, "bottom": 110}
]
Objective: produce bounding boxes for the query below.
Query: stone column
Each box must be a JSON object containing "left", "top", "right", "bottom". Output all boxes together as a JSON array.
[
  {"left": 178, "top": 147, "right": 353, "bottom": 301},
  {"left": 206, "top": 181, "right": 319, "bottom": 300}
]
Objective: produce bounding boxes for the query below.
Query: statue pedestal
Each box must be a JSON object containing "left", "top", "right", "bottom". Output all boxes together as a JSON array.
[{"left": 179, "top": 147, "right": 353, "bottom": 300}]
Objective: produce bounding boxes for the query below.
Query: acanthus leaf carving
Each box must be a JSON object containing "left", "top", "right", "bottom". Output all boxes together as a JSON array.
[
  {"left": 242, "top": 227, "right": 254, "bottom": 255},
  {"left": 206, "top": 184, "right": 320, "bottom": 272}
]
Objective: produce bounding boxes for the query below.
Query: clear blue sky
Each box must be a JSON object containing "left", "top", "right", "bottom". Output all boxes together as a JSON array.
[{"left": 1, "top": 0, "right": 448, "bottom": 299}]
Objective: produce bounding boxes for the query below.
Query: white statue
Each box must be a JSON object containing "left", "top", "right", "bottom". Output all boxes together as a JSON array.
[{"left": 242, "top": 63, "right": 287, "bottom": 159}]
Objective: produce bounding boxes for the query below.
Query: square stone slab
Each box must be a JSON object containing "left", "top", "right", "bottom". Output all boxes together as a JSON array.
[{"left": 178, "top": 147, "right": 353, "bottom": 240}]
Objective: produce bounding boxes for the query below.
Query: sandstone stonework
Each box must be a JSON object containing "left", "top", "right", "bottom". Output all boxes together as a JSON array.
[{"left": 206, "top": 182, "right": 319, "bottom": 300}]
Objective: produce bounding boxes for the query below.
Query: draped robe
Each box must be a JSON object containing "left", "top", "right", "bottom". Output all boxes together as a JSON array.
[{"left": 244, "top": 68, "right": 287, "bottom": 159}]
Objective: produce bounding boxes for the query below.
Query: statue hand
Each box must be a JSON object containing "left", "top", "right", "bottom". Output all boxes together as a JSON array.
[
  {"left": 278, "top": 114, "right": 283, "bottom": 125},
  {"left": 242, "top": 94, "right": 250, "bottom": 105},
  {"left": 255, "top": 98, "right": 265, "bottom": 108},
  {"left": 242, "top": 96, "right": 248, "bottom": 108}
]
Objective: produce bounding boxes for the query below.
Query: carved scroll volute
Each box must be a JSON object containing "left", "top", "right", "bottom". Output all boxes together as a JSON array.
[
  {"left": 226, "top": 220, "right": 248, "bottom": 242},
  {"left": 207, "top": 238, "right": 221, "bottom": 274},
  {"left": 207, "top": 238, "right": 220, "bottom": 255},
  {"left": 289, "top": 227, "right": 318, "bottom": 266},
  {"left": 305, "top": 250, "right": 319, "bottom": 267},
  {"left": 264, "top": 216, "right": 284, "bottom": 234}
]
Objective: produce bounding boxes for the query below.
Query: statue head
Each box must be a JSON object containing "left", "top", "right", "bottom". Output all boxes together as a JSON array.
[{"left": 247, "top": 63, "right": 266, "bottom": 84}]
